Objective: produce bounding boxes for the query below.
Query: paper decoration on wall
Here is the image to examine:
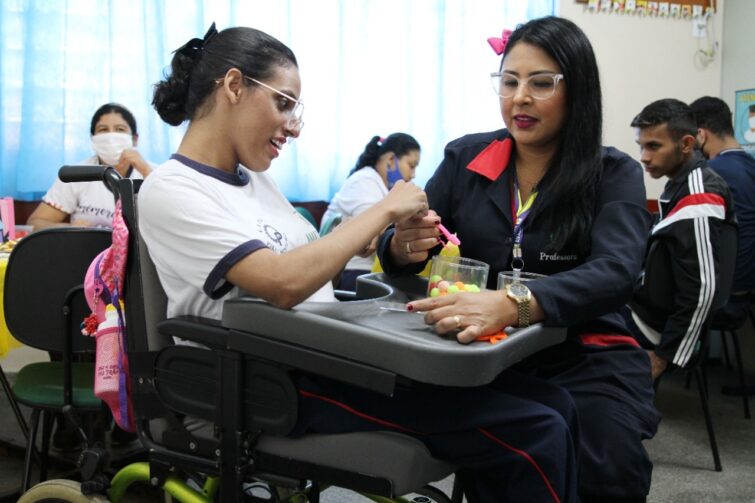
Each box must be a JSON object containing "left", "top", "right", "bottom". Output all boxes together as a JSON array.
[{"left": 576, "top": 0, "right": 715, "bottom": 16}]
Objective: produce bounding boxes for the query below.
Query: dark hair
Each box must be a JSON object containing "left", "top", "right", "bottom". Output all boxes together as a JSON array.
[
  {"left": 153, "top": 26, "right": 298, "bottom": 126},
  {"left": 350, "top": 133, "right": 420, "bottom": 175},
  {"left": 689, "top": 96, "right": 735, "bottom": 137},
  {"left": 630, "top": 98, "right": 697, "bottom": 141},
  {"left": 749, "top": 104, "right": 755, "bottom": 114},
  {"left": 90, "top": 103, "right": 138, "bottom": 135},
  {"left": 502, "top": 16, "right": 602, "bottom": 253}
]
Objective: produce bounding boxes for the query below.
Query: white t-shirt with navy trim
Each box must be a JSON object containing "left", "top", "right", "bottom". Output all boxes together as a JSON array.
[
  {"left": 139, "top": 154, "right": 334, "bottom": 325},
  {"left": 322, "top": 167, "right": 388, "bottom": 271},
  {"left": 43, "top": 155, "right": 145, "bottom": 228}
]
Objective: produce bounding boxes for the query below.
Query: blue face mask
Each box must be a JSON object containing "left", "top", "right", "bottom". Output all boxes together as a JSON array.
[{"left": 386, "top": 157, "right": 404, "bottom": 189}]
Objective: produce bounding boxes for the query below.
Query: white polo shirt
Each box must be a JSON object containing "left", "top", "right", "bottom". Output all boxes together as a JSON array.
[
  {"left": 322, "top": 167, "right": 387, "bottom": 271},
  {"left": 139, "top": 154, "right": 335, "bottom": 324},
  {"left": 43, "top": 155, "right": 144, "bottom": 228}
]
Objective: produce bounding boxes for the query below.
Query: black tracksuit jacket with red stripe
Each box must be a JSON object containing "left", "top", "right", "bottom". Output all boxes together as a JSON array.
[{"left": 630, "top": 153, "right": 735, "bottom": 367}]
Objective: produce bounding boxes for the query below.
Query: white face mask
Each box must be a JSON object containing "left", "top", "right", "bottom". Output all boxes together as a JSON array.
[
  {"left": 749, "top": 116, "right": 755, "bottom": 129},
  {"left": 91, "top": 132, "right": 133, "bottom": 166}
]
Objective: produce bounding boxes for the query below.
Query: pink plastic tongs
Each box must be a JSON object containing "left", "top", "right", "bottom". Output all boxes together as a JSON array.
[{"left": 437, "top": 223, "right": 461, "bottom": 246}]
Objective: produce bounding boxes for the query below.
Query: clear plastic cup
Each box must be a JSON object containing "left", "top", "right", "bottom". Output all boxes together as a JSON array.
[
  {"left": 497, "top": 271, "right": 546, "bottom": 290},
  {"left": 427, "top": 256, "right": 489, "bottom": 297}
]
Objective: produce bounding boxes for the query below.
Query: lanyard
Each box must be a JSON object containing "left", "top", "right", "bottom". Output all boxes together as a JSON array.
[{"left": 511, "top": 177, "right": 538, "bottom": 271}]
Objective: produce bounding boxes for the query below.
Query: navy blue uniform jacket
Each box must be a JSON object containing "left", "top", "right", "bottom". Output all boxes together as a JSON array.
[{"left": 380, "top": 129, "right": 651, "bottom": 340}]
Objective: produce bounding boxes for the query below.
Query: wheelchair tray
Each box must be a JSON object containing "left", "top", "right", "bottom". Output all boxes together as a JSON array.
[{"left": 221, "top": 273, "right": 566, "bottom": 387}]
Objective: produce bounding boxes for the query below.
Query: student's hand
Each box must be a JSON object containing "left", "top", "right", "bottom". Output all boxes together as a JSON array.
[
  {"left": 408, "top": 290, "right": 518, "bottom": 344},
  {"left": 647, "top": 351, "right": 668, "bottom": 380},
  {"left": 389, "top": 210, "right": 441, "bottom": 265},
  {"left": 70, "top": 220, "right": 92, "bottom": 227},
  {"left": 378, "top": 180, "right": 428, "bottom": 221},
  {"left": 118, "top": 148, "right": 152, "bottom": 177}
]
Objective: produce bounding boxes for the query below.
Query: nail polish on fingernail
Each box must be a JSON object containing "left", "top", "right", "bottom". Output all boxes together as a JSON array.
[
  {"left": 434, "top": 220, "right": 440, "bottom": 225},
  {"left": 407, "top": 304, "right": 414, "bottom": 311}
]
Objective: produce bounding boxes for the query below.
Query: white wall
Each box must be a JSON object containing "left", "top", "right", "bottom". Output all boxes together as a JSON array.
[
  {"left": 721, "top": 0, "right": 755, "bottom": 119},
  {"left": 559, "top": 0, "right": 725, "bottom": 199}
]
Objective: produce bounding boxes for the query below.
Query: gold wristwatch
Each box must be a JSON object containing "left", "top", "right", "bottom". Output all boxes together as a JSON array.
[{"left": 506, "top": 282, "right": 532, "bottom": 327}]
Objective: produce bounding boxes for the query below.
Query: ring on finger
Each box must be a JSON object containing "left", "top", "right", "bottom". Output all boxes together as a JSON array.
[
  {"left": 453, "top": 315, "right": 461, "bottom": 329},
  {"left": 406, "top": 242, "right": 413, "bottom": 254}
]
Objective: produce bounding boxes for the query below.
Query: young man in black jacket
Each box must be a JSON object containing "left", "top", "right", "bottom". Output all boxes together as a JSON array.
[{"left": 628, "top": 98, "right": 736, "bottom": 380}]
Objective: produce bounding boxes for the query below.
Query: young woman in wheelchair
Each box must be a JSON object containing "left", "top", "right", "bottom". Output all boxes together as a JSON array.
[{"left": 138, "top": 24, "right": 581, "bottom": 502}]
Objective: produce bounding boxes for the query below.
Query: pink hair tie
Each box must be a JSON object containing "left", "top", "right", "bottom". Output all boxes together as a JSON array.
[{"left": 487, "top": 29, "right": 513, "bottom": 56}]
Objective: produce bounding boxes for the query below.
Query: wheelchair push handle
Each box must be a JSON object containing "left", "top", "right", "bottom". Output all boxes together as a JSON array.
[{"left": 58, "top": 165, "right": 122, "bottom": 195}]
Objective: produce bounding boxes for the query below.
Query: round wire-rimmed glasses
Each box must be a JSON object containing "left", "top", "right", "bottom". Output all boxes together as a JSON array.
[{"left": 490, "top": 72, "right": 564, "bottom": 100}]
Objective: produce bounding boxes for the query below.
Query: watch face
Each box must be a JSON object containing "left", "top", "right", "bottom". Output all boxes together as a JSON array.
[{"left": 508, "top": 282, "right": 529, "bottom": 297}]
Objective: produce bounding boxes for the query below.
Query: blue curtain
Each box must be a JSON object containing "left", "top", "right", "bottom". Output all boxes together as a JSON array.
[{"left": 0, "top": 0, "right": 554, "bottom": 202}]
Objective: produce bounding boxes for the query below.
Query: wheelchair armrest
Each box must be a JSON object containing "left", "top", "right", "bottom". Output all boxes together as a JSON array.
[
  {"left": 157, "top": 314, "right": 398, "bottom": 396},
  {"left": 157, "top": 316, "right": 229, "bottom": 350},
  {"left": 228, "top": 329, "right": 398, "bottom": 396}
]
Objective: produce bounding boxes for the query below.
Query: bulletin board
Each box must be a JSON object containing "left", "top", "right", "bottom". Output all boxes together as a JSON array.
[
  {"left": 734, "top": 89, "right": 755, "bottom": 146},
  {"left": 575, "top": 0, "right": 716, "bottom": 16}
]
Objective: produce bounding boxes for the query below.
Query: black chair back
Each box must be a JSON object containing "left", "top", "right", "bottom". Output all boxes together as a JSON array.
[{"left": 4, "top": 228, "right": 111, "bottom": 352}]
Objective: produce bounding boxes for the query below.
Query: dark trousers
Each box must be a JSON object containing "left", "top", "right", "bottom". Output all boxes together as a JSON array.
[
  {"left": 521, "top": 337, "right": 660, "bottom": 499},
  {"left": 295, "top": 369, "right": 580, "bottom": 503}
]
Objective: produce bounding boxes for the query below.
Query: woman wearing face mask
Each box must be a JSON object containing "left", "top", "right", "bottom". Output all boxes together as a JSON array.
[
  {"left": 322, "top": 133, "right": 420, "bottom": 290},
  {"left": 28, "top": 103, "right": 153, "bottom": 231}
]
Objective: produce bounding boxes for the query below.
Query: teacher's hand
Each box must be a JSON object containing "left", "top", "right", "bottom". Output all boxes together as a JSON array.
[
  {"left": 389, "top": 210, "right": 441, "bottom": 266},
  {"left": 408, "top": 289, "right": 517, "bottom": 344}
]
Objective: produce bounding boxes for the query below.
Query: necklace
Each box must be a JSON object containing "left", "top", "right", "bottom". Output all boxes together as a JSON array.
[{"left": 515, "top": 171, "right": 543, "bottom": 192}]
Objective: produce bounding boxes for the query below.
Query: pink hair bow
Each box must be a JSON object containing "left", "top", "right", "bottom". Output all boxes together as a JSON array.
[{"left": 487, "top": 29, "right": 513, "bottom": 56}]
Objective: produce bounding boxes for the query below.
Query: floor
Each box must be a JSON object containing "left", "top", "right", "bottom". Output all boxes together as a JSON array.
[{"left": 1, "top": 358, "right": 754, "bottom": 502}]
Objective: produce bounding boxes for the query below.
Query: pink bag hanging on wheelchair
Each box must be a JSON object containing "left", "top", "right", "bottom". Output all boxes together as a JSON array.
[{"left": 82, "top": 198, "right": 135, "bottom": 432}]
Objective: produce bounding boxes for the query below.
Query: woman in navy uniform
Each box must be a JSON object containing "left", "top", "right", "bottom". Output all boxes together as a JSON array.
[{"left": 379, "top": 16, "right": 661, "bottom": 503}]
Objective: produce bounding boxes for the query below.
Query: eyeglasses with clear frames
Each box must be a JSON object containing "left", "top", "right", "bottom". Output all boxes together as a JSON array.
[
  {"left": 490, "top": 72, "right": 564, "bottom": 100},
  {"left": 243, "top": 76, "right": 305, "bottom": 131}
]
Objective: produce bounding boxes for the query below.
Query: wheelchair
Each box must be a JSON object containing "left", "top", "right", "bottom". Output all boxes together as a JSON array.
[{"left": 18, "top": 166, "right": 566, "bottom": 503}]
